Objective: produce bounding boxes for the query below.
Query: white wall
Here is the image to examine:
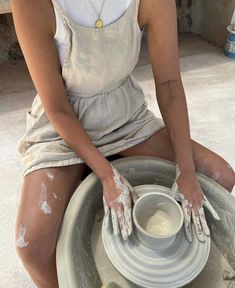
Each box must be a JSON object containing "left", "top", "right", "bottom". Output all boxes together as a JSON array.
[
  {"left": 192, "top": 0, "right": 235, "bottom": 47},
  {"left": 0, "top": 0, "right": 11, "bottom": 14}
]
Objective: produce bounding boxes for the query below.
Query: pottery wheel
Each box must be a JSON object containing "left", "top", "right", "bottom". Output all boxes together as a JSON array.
[{"left": 102, "top": 185, "right": 211, "bottom": 288}]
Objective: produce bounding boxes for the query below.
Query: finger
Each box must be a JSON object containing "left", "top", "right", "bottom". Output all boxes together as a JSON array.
[
  {"left": 199, "top": 206, "right": 210, "bottom": 236},
  {"left": 122, "top": 177, "right": 132, "bottom": 190},
  {"left": 175, "top": 191, "right": 185, "bottom": 202},
  {"left": 171, "top": 176, "right": 183, "bottom": 200},
  {"left": 117, "top": 178, "right": 133, "bottom": 236},
  {"left": 116, "top": 192, "right": 132, "bottom": 237},
  {"left": 203, "top": 194, "right": 220, "bottom": 220},
  {"left": 175, "top": 164, "right": 181, "bottom": 179},
  {"left": 111, "top": 207, "right": 119, "bottom": 236},
  {"left": 111, "top": 166, "right": 123, "bottom": 190},
  {"left": 170, "top": 179, "right": 179, "bottom": 198},
  {"left": 103, "top": 195, "right": 110, "bottom": 230},
  {"left": 192, "top": 209, "right": 205, "bottom": 242},
  {"left": 170, "top": 164, "right": 181, "bottom": 198},
  {"left": 122, "top": 194, "right": 133, "bottom": 236},
  {"left": 115, "top": 205, "right": 129, "bottom": 240},
  {"left": 121, "top": 176, "right": 137, "bottom": 204},
  {"left": 130, "top": 189, "right": 138, "bottom": 204},
  {"left": 182, "top": 199, "right": 193, "bottom": 242},
  {"left": 120, "top": 176, "right": 133, "bottom": 194}
]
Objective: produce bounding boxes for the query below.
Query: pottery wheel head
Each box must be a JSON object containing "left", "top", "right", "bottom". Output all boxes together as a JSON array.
[{"left": 102, "top": 185, "right": 211, "bottom": 288}]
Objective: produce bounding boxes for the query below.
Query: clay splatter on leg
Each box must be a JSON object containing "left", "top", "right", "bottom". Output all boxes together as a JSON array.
[
  {"left": 212, "top": 172, "right": 221, "bottom": 181},
  {"left": 40, "top": 183, "right": 52, "bottom": 214},
  {"left": 193, "top": 157, "right": 208, "bottom": 175},
  {"left": 46, "top": 170, "right": 54, "bottom": 181},
  {"left": 15, "top": 224, "right": 29, "bottom": 248},
  {"left": 52, "top": 192, "right": 58, "bottom": 199},
  {"left": 227, "top": 164, "right": 233, "bottom": 170}
]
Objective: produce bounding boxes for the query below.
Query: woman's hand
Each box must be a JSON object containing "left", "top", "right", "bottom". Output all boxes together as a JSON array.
[
  {"left": 170, "top": 164, "right": 220, "bottom": 242},
  {"left": 102, "top": 164, "right": 137, "bottom": 240}
]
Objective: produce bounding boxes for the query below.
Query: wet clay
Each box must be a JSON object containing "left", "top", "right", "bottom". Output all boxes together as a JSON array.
[
  {"left": 92, "top": 209, "right": 235, "bottom": 288},
  {"left": 141, "top": 210, "right": 173, "bottom": 237}
]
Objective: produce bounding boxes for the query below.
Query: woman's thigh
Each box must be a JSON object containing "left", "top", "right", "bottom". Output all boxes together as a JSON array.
[
  {"left": 15, "top": 163, "right": 86, "bottom": 266},
  {"left": 119, "top": 128, "right": 235, "bottom": 191}
]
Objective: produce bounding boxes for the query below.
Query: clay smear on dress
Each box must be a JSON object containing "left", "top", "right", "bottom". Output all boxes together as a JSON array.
[
  {"left": 15, "top": 224, "right": 29, "bottom": 248},
  {"left": 40, "top": 182, "right": 52, "bottom": 214}
]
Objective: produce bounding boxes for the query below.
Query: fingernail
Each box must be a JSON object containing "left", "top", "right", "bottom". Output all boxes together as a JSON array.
[
  {"left": 186, "top": 231, "right": 193, "bottom": 242},
  {"left": 197, "top": 232, "right": 205, "bottom": 243},
  {"left": 185, "top": 222, "right": 193, "bottom": 242},
  {"left": 204, "top": 225, "right": 210, "bottom": 236},
  {"left": 121, "top": 228, "right": 128, "bottom": 240}
]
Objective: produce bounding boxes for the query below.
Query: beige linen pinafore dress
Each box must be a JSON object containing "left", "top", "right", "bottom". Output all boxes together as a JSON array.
[{"left": 17, "top": 0, "right": 165, "bottom": 178}]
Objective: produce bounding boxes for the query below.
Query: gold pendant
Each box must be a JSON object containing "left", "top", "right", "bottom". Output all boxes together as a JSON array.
[{"left": 95, "top": 18, "right": 103, "bottom": 28}]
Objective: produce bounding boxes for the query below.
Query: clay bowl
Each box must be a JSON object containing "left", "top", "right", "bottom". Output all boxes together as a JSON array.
[
  {"left": 56, "top": 156, "right": 235, "bottom": 287},
  {"left": 133, "top": 192, "right": 184, "bottom": 250}
]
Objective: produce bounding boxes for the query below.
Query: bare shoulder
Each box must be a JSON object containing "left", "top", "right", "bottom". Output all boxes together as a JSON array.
[
  {"left": 10, "top": 0, "right": 69, "bottom": 115},
  {"left": 141, "top": 0, "right": 180, "bottom": 85},
  {"left": 10, "top": 0, "right": 56, "bottom": 37},
  {"left": 139, "top": 0, "right": 177, "bottom": 28}
]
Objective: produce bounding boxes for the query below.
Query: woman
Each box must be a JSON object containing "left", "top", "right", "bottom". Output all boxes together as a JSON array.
[{"left": 11, "top": 0, "right": 235, "bottom": 287}]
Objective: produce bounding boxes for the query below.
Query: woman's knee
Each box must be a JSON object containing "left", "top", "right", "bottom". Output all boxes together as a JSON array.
[
  {"left": 15, "top": 222, "right": 55, "bottom": 269},
  {"left": 192, "top": 141, "right": 235, "bottom": 192},
  {"left": 214, "top": 163, "right": 235, "bottom": 192}
]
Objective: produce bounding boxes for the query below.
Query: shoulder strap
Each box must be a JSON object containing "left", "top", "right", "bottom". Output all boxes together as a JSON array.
[{"left": 51, "top": 0, "right": 67, "bottom": 18}]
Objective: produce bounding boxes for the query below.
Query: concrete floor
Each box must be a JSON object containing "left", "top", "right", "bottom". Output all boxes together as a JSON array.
[{"left": 0, "top": 33, "right": 234, "bottom": 287}]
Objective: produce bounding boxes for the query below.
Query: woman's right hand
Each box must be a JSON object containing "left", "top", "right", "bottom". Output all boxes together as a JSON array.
[{"left": 102, "top": 164, "right": 137, "bottom": 240}]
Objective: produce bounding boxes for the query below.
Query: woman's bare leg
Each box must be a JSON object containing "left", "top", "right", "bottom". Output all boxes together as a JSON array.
[
  {"left": 15, "top": 163, "right": 86, "bottom": 288},
  {"left": 119, "top": 128, "right": 235, "bottom": 192}
]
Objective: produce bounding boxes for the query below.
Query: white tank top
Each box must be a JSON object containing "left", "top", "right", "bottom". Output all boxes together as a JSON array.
[{"left": 53, "top": 0, "right": 132, "bottom": 65}]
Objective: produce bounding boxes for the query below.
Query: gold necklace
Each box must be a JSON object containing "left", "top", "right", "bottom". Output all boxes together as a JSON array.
[{"left": 86, "top": 0, "right": 107, "bottom": 28}]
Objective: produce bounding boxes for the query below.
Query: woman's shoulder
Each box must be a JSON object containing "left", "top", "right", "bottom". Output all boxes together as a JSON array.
[{"left": 11, "top": 0, "right": 55, "bottom": 38}]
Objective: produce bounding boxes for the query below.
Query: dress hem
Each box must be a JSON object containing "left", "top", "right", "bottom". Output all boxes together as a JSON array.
[{"left": 21, "top": 123, "right": 165, "bottom": 179}]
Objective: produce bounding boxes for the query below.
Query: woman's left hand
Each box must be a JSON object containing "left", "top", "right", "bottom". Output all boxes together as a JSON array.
[{"left": 170, "top": 164, "right": 220, "bottom": 242}]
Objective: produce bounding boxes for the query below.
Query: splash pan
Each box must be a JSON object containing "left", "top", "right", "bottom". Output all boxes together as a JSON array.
[{"left": 56, "top": 156, "right": 235, "bottom": 288}]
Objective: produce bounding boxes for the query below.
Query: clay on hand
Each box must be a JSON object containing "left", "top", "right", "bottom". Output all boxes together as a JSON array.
[
  {"left": 170, "top": 164, "right": 220, "bottom": 242},
  {"left": 103, "top": 164, "right": 137, "bottom": 240}
]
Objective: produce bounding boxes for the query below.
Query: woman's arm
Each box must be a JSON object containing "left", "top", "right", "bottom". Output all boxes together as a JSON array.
[
  {"left": 145, "top": 0, "right": 195, "bottom": 174},
  {"left": 11, "top": 0, "right": 112, "bottom": 180},
  {"left": 144, "top": 0, "right": 214, "bottom": 242},
  {"left": 11, "top": 0, "right": 135, "bottom": 240}
]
